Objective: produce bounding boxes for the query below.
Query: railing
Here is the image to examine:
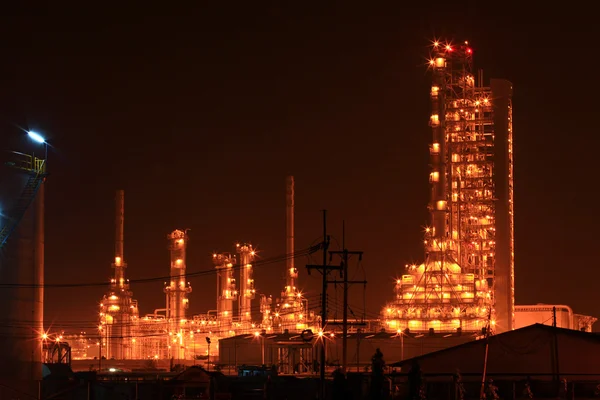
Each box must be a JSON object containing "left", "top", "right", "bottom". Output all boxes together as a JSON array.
[{"left": 3, "top": 151, "right": 46, "bottom": 174}]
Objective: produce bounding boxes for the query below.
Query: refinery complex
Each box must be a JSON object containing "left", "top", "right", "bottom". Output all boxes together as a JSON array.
[
  {"left": 0, "top": 39, "right": 597, "bottom": 390},
  {"left": 84, "top": 40, "right": 595, "bottom": 368},
  {"left": 95, "top": 174, "right": 320, "bottom": 363}
]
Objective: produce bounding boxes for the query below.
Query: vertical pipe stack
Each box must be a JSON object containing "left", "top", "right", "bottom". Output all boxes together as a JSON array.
[
  {"left": 237, "top": 243, "right": 255, "bottom": 326},
  {"left": 285, "top": 176, "right": 297, "bottom": 300},
  {"left": 100, "top": 190, "right": 138, "bottom": 359},
  {"left": 429, "top": 57, "right": 447, "bottom": 246},
  {"left": 165, "top": 230, "right": 192, "bottom": 359},
  {"left": 491, "top": 79, "right": 515, "bottom": 332},
  {"left": 114, "top": 190, "right": 125, "bottom": 286},
  {"left": 106, "top": 190, "right": 128, "bottom": 360},
  {"left": 213, "top": 253, "right": 237, "bottom": 329}
]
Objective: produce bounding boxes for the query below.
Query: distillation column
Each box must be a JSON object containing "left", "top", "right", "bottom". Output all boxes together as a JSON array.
[
  {"left": 213, "top": 253, "right": 237, "bottom": 330},
  {"left": 100, "top": 190, "right": 139, "bottom": 360},
  {"left": 274, "top": 176, "right": 307, "bottom": 332},
  {"left": 490, "top": 79, "right": 515, "bottom": 332},
  {"left": 164, "top": 230, "right": 192, "bottom": 358},
  {"left": 284, "top": 176, "right": 298, "bottom": 300},
  {"left": 429, "top": 57, "right": 448, "bottom": 253},
  {"left": 237, "top": 243, "right": 256, "bottom": 326}
]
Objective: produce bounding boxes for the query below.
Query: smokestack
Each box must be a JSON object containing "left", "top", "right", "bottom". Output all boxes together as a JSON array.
[
  {"left": 115, "top": 190, "right": 124, "bottom": 261},
  {"left": 286, "top": 176, "right": 295, "bottom": 290}
]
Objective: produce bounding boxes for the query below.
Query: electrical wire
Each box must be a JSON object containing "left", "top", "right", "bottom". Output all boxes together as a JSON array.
[{"left": 0, "top": 244, "right": 322, "bottom": 289}]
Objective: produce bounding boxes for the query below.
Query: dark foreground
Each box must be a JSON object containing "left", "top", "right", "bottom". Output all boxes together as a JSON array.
[{"left": 31, "top": 366, "right": 600, "bottom": 400}]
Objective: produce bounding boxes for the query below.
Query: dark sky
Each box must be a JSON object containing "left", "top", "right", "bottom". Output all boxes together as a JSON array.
[{"left": 1, "top": 4, "right": 597, "bottom": 332}]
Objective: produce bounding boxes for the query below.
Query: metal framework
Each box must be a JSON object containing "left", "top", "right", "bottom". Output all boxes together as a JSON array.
[{"left": 383, "top": 40, "right": 514, "bottom": 333}]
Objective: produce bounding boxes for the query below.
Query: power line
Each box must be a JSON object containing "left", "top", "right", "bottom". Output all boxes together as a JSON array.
[{"left": 0, "top": 244, "right": 322, "bottom": 289}]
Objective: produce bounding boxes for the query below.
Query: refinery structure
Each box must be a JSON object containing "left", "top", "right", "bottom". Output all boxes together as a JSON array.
[
  {"left": 82, "top": 40, "right": 594, "bottom": 368},
  {"left": 97, "top": 176, "right": 319, "bottom": 362},
  {"left": 94, "top": 40, "right": 522, "bottom": 365},
  {"left": 382, "top": 40, "right": 515, "bottom": 335},
  {"left": 3, "top": 40, "right": 598, "bottom": 384}
]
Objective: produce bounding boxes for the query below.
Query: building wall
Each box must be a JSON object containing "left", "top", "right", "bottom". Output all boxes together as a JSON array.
[
  {"left": 219, "top": 337, "right": 270, "bottom": 367},
  {"left": 219, "top": 334, "right": 477, "bottom": 370}
]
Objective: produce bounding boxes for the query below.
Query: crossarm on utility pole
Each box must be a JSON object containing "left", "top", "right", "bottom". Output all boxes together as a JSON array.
[{"left": 306, "top": 265, "right": 342, "bottom": 273}]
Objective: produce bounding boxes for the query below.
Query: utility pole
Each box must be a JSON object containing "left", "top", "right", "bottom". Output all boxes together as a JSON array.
[
  {"left": 306, "top": 210, "right": 337, "bottom": 400},
  {"left": 99, "top": 333, "right": 102, "bottom": 372},
  {"left": 328, "top": 221, "right": 365, "bottom": 374}
]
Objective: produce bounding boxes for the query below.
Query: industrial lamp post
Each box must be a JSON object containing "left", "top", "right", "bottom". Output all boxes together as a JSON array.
[{"left": 27, "top": 131, "right": 48, "bottom": 163}]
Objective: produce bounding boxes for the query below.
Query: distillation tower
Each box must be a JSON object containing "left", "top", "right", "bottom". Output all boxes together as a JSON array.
[
  {"left": 237, "top": 243, "right": 256, "bottom": 328},
  {"left": 213, "top": 252, "right": 238, "bottom": 332},
  {"left": 273, "top": 176, "right": 310, "bottom": 332},
  {"left": 100, "top": 190, "right": 140, "bottom": 359},
  {"left": 382, "top": 40, "right": 514, "bottom": 334},
  {"left": 164, "top": 230, "right": 192, "bottom": 359}
]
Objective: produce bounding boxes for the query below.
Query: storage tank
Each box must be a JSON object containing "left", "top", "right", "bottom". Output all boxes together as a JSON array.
[
  {"left": 0, "top": 149, "right": 46, "bottom": 397},
  {"left": 515, "top": 305, "right": 574, "bottom": 330}
]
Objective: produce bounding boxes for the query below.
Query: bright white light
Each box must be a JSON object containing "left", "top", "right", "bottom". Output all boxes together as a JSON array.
[
  {"left": 109, "top": 368, "right": 116, "bottom": 372},
  {"left": 28, "top": 131, "right": 45, "bottom": 144}
]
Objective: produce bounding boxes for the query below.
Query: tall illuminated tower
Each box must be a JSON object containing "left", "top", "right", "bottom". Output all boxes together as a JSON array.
[
  {"left": 213, "top": 252, "right": 237, "bottom": 329},
  {"left": 100, "top": 190, "right": 139, "bottom": 359},
  {"left": 164, "top": 230, "right": 192, "bottom": 339},
  {"left": 237, "top": 243, "right": 256, "bottom": 326},
  {"left": 274, "top": 176, "right": 308, "bottom": 332},
  {"left": 383, "top": 40, "right": 514, "bottom": 334}
]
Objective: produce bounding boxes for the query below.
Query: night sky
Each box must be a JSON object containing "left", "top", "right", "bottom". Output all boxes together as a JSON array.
[{"left": 1, "top": 5, "right": 596, "bottom": 332}]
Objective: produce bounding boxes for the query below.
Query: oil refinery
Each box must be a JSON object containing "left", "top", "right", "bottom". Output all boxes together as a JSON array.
[
  {"left": 63, "top": 40, "right": 594, "bottom": 371},
  {"left": 1, "top": 40, "right": 598, "bottom": 386},
  {"left": 95, "top": 175, "right": 320, "bottom": 363}
]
